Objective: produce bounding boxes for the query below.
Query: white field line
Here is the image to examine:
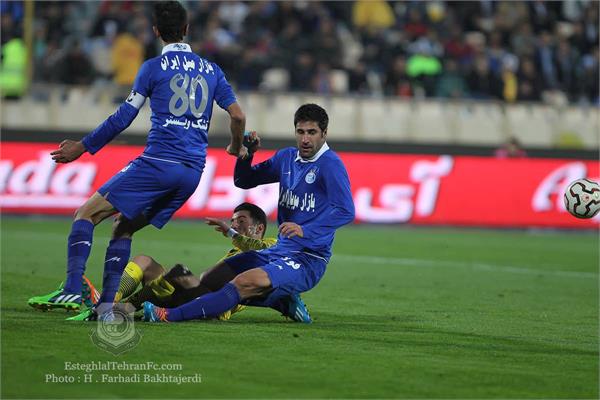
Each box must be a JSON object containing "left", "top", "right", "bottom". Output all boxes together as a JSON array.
[
  {"left": 3, "top": 230, "right": 598, "bottom": 280},
  {"left": 332, "top": 254, "right": 597, "bottom": 279}
]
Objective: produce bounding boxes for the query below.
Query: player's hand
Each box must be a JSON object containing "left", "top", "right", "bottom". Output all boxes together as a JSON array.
[
  {"left": 243, "top": 130, "right": 261, "bottom": 154},
  {"left": 205, "top": 217, "right": 230, "bottom": 237},
  {"left": 226, "top": 144, "right": 249, "bottom": 159},
  {"left": 279, "top": 222, "right": 303, "bottom": 239},
  {"left": 50, "top": 140, "right": 86, "bottom": 163}
]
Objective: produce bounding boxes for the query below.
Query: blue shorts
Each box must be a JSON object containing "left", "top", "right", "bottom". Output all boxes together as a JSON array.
[
  {"left": 98, "top": 156, "right": 202, "bottom": 228},
  {"left": 223, "top": 248, "right": 327, "bottom": 295}
]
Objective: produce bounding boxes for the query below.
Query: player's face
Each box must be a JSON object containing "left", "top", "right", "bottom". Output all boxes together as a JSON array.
[
  {"left": 231, "top": 210, "right": 263, "bottom": 238},
  {"left": 295, "top": 121, "right": 327, "bottom": 159}
]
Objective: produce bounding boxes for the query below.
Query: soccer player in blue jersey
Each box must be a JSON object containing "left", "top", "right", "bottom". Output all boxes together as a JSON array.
[
  {"left": 143, "top": 103, "right": 355, "bottom": 323},
  {"left": 28, "top": 1, "right": 247, "bottom": 316}
]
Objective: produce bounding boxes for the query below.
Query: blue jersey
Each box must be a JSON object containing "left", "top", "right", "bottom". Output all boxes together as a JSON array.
[
  {"left": 234, "top": 144, "right": 355, "bottom": 260},
  {"left": 82, "top": 43, "right": 237, "bottom": 170}
]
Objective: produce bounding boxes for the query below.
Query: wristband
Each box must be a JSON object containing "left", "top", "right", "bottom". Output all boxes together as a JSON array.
[{"left": 227, "top": 228, "right": 239, "bottom": 238}]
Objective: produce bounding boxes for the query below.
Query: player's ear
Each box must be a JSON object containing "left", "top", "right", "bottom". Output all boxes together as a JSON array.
[
  {"left": 152, "top": 26, "right": 160, "bottom": 39},
  {"left": 183, "top": 24, "right": 189, "bottom": 37},
  {"left": 257, "top": 223, "right": 265, "bottom": 238},
  {"left": 322, "top": 129, "right": 327, "bottom": 138}
]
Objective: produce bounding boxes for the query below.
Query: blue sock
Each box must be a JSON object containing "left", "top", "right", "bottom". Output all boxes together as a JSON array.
[
  {"left": 98, "top": 238, "right": 131, "bottom": 304},
  {"left": 64, "top": 220, "right": 94, "bottom": 294},
  {"left": 167, "top": 283, "right": 241, "bottom": 322}
]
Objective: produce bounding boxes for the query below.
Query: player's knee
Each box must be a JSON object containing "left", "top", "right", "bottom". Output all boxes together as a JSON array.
[
  {"left": 232, "top": 270, "right": 271, "bottom": 298},
  {"left": 132, "top": 254, "right": 154, "bottom": 271}
]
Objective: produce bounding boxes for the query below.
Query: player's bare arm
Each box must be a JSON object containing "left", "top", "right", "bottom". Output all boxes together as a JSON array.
[{"left": 226, "top": 102, "right": 248, "bottom": 159}]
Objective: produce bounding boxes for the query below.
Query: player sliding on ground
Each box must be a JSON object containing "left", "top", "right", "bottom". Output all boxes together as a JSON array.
[
  {"left": 28, "top": 1, "right": 247, "bottom": 317},
  {"left": 143, "top": 104, "right": 355, "bottom": 323},
  {"left": 66, "top": 202, "right": 312, "bottom": 322}
]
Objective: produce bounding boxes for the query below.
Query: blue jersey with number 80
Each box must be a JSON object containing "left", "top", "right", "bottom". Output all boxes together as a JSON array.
[{"left": 81, "top": 43, "right": 236, "bottom": 171}]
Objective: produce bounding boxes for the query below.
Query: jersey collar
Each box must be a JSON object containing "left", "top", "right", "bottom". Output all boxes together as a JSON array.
[
  {"left": 162, "top": 42, "right": 192, "bottom": 55},
  {"left": 295, "top": 142, "right": 330, "bottom": 163}
]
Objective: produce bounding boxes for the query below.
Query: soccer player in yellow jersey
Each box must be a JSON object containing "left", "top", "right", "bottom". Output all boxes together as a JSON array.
[{"left": 117, "top": 202, "right": 276, "bottom": 313}]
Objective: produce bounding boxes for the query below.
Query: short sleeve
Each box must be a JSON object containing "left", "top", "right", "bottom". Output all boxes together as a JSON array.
[{"left": 213, "top": 64, "right": 237, "bottom": 110}]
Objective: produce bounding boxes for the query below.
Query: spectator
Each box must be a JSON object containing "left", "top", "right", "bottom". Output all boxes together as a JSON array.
[
  {"left": 498, "top": 55, "right": 519, "bottom": 103},
  {"left": 443, "top": 24, "right": 473, "bottom": 65},
  {"left": 467, "top": 55, "right": 501, "bottom": 100},
  {"left": 290, "top": 52, "right": 315, "bottom": 92},
  {"left": 111, "top": 30, "right": 143, "bottom": 87},
  {"left": 578, "top": 49, "right": 599, "bottom": 104},
  {"left": 537, "top": 30, "right": 558, "bottom": 89},
  {"left": 517, "top": 57, "right": 543, "bottom": 102},
  {"left": 554, "top": 39, "right": 579, "bottom": 100},
  {"left": 352, "top": 0, "right": 395, "bottom": 31},
  {"left": 403, "top": 7, "right": 428, "bottom": 40},
  {"left": 0, "top": 35, "right": 27, "bottom": 99},
  {"left": 384, "top": 55, "right": 411, "bottom": 97},
  {"left": 435, "top": 59, "right": 467, "bottom": 99},
  {"left": 349, "top": 61, "right": 370, "bottom": 94},
  {"left": 311, "top": 62, "right": 333, "bottom": 94},
  {"left": 511, "top": 22, "right": 537, "bottom": 58},
  {"left": 406, "top": 41, "right": 442, "bottom": 97},
  {"left": 57, "top": 41, "right": 95, "bottom": 86}
]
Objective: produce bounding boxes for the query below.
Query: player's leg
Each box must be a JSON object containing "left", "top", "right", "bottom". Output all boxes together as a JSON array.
[
  {"left": 124, "top": 261, "right": 186, "bottom": 309},
  {"left": 28, "top": 192, "right": 118, "bottom": 310},
  {"left": 197, "top": 261, "right": 239, "bottom": 291},
  {"left": 114, "top": 254, "right": 165, "bottom": 303},
  {"left": 97, "top": 213, "right": 148, "bottom": 307},
  {"left": 143, "top": 251, "right": 270, "bottom": 322},
  {"left": 144, "top": 267, "right": 272, "bottom": 322},
  {"left": 145, "top": 252, "right": 326, "bottom": 323}
]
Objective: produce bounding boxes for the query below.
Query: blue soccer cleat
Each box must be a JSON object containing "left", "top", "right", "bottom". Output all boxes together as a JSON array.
[
  {"left": 283, "top": 294, "right": 312, "bottom": 323},
  {"left": 143, "top": 302, "right": 168, "bottom": 322}
]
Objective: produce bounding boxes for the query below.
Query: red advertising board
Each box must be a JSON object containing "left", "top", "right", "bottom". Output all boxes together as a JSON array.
[{"left": 1, "top": 142, "right": 598, "bottom": 228}]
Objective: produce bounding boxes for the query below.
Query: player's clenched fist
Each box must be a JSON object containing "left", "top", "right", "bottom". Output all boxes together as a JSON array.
[
  {"left": 279, "top": 222, "right": 303, "bottom": 238},
  {"left": 50, "top": 140, "right": 86, "bottom": 163}
]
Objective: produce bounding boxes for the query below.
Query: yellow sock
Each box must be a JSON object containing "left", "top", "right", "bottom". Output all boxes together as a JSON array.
[{"left": 115, "top": 261, "right": 144, "bottom": 302}]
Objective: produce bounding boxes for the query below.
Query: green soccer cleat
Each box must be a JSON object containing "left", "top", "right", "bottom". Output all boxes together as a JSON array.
[
  {"left": 65, "top": 308, "right": 96, "bottom": 321},
  {"left": 28, "top": 284, "right": 82, "bottom": 311}
]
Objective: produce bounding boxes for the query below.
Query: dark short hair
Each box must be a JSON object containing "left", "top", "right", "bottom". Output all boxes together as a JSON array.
[
  {"left": 294, "top": 103, "right": 329, "bottom": 133},
  {"left": 153, "top": 1, "right": 187, "bottom": 43},
  {"left": 234, "top": 202, "right": 267, "bottom": 238}
]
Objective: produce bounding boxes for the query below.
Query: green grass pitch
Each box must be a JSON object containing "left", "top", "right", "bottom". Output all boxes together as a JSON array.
[{"left": 1, "top": 216, "right": 598, "bottom": 398}]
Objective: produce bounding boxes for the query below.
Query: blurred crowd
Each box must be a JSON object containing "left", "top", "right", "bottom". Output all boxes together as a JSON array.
[{"left": 1, "top": 0, "right": 599, "bottom": 105}]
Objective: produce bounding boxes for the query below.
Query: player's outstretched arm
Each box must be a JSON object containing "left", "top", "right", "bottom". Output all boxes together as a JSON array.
[
  {"left": 79, "top": 99, "right": 142, "bottom": 155},
  {"left": 205, "top": 217, "right": 275, "bottom": 251},
  {"left": 79, "top": 61, "right": 151, "bottom": 155},
  {"left": 225, "top": 102, "right": 248, "bottom": 159}
]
